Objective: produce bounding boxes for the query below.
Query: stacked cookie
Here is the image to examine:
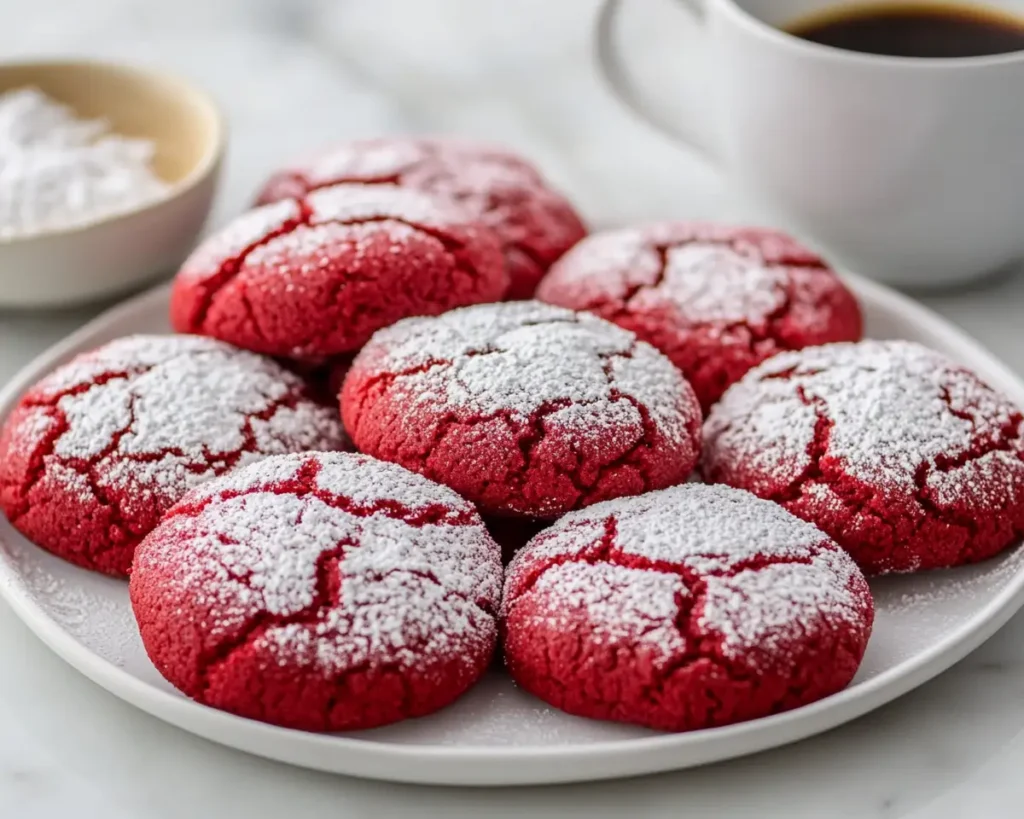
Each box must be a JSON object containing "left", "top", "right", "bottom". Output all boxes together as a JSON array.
[{"left": 2, "top": 137, "right": 1022, "bottom": 736}]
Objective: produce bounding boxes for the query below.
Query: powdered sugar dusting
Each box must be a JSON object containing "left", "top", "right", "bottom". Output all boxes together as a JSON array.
[
  {"left": 279, "top": 138, "right": 549, "bottom": 208},
  {"left": 178, "top": 199, "right": 300, "bottom": 284},
  {"left": 179, "top": 183, "right": 477, "bottom": 290},
  {"left": 0, "top": 88, "right": 170, "bottom": 239},
  {"left": 303, "top": 140, "right": 426, "bottom": 183},
  {"left": 172, "top": 180, "right": 508, "bottom": 359},
  {"left": 248, "top": 404, "right": 344, "bottom": 456},
  {"left": 660, "top": 244, "right": 786, "bottom": 323},
  {"left": 4, "top": 406, "right": 57, "bottom": 458},
  {"left": 142, "top": 452, "right": 500, "bottom": 674},
  {"left": 541, "top": 228, "right": 658, "bottom": 293},
  {"left": 704, "top": 340, "right": 1024, "bottom": 497},
  {"left": 306, "top": 182, "right": 474, "bottom": 232},
  {"left": 313, "top": 452, "right": 474, "bottom": 518},
  {"left": 24, "top": 334, "right": 346, "bottom": 510},
  {"left": 541, "top": 223, "right": 812, "bottom": 324},
  {"left": 537, "top": 223, "right": 863, "bottom": 412},
  {"left": 245, "top": 220, "right": 423, "bottom": 271},
  {"left": 525, "top": 561, "right": 688, "bottom": 655},
  {"left": 185, "top": 451, "right": 476, "bottom": 522},
  {"left": 518, "top": 483, "right": 840, "bottom": 575},
  {"left": 705, "top": 391, "right": 819, "bottom": 500},
  {"left": 33, "top": 333, "right": 215, "bottom": 398},
  {"left": 702, "top": 562, "right": 858, "bottom": 665},
  {"left": 605, "top": 342, "right": 698, "bottom": 445},
  {"left": 355, "top": 301, "right": 696, "bottom": 450},
  {"left": 256, "top": 138, "right": 586, "bottom": 300},
  {"left": 505, "top": 483, "right": 869, "bottom": 667},
  {"left": 930, "top": 449, "right": 1024, "bottom": 511}
]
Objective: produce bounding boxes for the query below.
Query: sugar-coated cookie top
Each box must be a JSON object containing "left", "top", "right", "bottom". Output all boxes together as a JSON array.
[
  {"left": 9, "top": 334, "right": 346, "bottom": 506},
  {"left": 178, "top": 183, "right": 495, "bottom": 287},
  {"left": 540, "top": 222, "right": 834, "bottom": 326},
  {"left": 504, "top": 483, "right": 870, "bottom": 668},
  {"left": 705, "top": 340, "right": 1024, "bottom": 506},
  {"left": 353, "top": 300, "right": 697, "bottom": 451},
  {"left": 138, "top": 452, "right": 501, "bottom": 673}
]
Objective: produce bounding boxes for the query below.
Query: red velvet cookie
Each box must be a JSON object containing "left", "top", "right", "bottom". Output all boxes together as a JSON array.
[
  {"left": 0, "top": 335, "right": 347, "bottom": 576},
  {"left": 255, "top": 138, "right": 587, "bottom": 299},
  {"left": 130, "top": 452, "right": 502, "bottom": 731},
  {"left": 703, "top": 340, "right": 1024, "bottom": 574},
  {"left": 170, "top": 183, "right": 507, "bottom": 362},
  {"left": 536, "top": 222, "right": 863, "bottom": 410},
  {"left": 502, "top": 483, "right": 873, "bottom": 732},
  {"left": 341, "top": 301, "right": 702, "bottom": 519}
]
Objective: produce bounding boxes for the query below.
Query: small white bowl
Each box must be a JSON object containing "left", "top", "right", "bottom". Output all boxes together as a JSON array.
[{"left": 0, "top": 60, "right": 225, "bottom": 308}]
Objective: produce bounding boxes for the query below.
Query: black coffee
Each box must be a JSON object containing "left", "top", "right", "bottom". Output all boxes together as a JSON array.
[{"left": 788, "top": 2, "right": 1024, "bottom": 57}]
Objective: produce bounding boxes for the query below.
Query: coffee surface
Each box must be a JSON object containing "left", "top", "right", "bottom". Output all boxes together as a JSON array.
[{"left": 788, "top": 2, "right": 1024, "bottom": 57}]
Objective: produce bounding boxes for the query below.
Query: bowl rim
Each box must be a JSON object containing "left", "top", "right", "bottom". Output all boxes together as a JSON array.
[{"left": 0, "top": 57, "right": 227, "bottom": 246}]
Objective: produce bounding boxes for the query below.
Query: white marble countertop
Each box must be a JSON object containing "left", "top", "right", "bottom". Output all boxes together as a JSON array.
[{"left": 1, "top": 0, "right": 1023, "bottom": 816}]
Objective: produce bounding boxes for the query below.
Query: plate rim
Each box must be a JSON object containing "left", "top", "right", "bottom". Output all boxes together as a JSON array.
[{"left": 2, "top": 274, "right": 1023, "bottom": 786}]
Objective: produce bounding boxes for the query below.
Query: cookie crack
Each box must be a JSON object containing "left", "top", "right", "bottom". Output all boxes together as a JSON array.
[
  {"left": 188, "top": 206, "right": 310, "bottom": 331},
  {"left": 165, "top": 456, "right": 478, "bottom": 529},
  {"left": 228, "top": 210, "right": 500, "bottom": 350},
  {"left": 508, "top": 514, "right": 819, "bottom": 607},
  {"left": 507, "top": 515, "right": 821, "bottom": 718},
  {"left": 9, "top": 385, "right": 139, "bottom": 525},
  {"left": 353, "top": 314, "right": 590, "bottom": 406},
  {"left": 406, "top": 380, "right": 652, "bottom": 515},
  {"left": 590, "top": 347, "right": 662, "bottom": 492},
  {"left": 574, "top": 238, "right": 843, "bottom": 410},
  {"left": 370, "top": 565, "right": 498, "bottom": 619},
  {"left": 757, "top": 377, "right": 1024, "bottom": 570},
  {"left": 619, "top": 242, "right": 671, "bottom": 305},
  {"left": 661, "top": 276, "right": 800, "bottom": 387},
  {"left": 932, "top": 384, "right": 1024, "bottom": 473},
  {"left": 306, "top": 171, "right": 405, "bottom": 192},
  {"left": 3, "top": 406, "right": 68, "bottom": 520},
  {"left": 765, "top": 386, "right": 834, "bottom": 504},
  {"left": 13, "top": 370, "right": 319, "bottom": 522},
  {"left": 198, "top": 553, "right": 493, "bottom": 714},
  {"left": 620, "top": 235, "right": 824, "bottom": 307},
  {"left": 197, "top": 537, "right": 353, "bottom": 697},
  {"left": 352, "top": 318, "right": 667, "bottom": 517},
  {"left": 29, "top": 456, "right": 141, "bottom": 549},
  {"left": 20, "top": 368, "right": 141, "bottom": 409}
]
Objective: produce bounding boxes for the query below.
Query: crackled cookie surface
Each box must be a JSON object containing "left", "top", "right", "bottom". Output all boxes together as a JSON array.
[
  {"left": 501, "top": 483, "right": 873, "bottom": 732},
  {"left": 536, "top": 223, "right": 862, "bottom": 410},
  {"left": 704, "top": 340, "right": 1024, "bottom": 574},
  {"left": 255, "top": 137, "right": 587, "bottom": 299},
  {"left": 341, "top": 301, "right": 702, "bottom": 519},
  {"left": 170, "top": 183, "right": 507, "bottom": 361},
  {"left": 0, "top": 335, "right": 347, "bottom": 575},
  {"left": 130, "top": 452, "right": 502, "bottom": 731}
]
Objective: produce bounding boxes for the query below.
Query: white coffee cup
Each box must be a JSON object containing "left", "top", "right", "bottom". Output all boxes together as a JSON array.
[{"left": 597, "top": 0, "right": 1024, "bottom": 288}]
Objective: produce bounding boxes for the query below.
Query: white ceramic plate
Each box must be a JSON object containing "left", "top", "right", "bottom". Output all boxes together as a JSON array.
[{"left": 1, "top": 277, "right": 1023, "bottom": 787}]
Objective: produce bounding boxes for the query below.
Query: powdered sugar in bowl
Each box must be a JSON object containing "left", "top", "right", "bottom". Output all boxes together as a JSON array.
[{"left": 0, "top": 60, "right": 223, "bottom": 308}]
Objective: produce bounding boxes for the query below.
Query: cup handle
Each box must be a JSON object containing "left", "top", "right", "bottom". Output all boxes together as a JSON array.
[{"left": 595, "top": 0, "right": 717, "bottom": 162}]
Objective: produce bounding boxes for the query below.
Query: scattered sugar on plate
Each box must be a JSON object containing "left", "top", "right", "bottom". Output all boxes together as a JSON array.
[{"left": 0, "top": 88, "right": 170, "bottom": 238}]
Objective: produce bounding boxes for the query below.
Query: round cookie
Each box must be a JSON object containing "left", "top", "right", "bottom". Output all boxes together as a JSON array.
[
  {"left": 536, "top": 222, "right": 862, "bottom": 410},
  {"left": 130, "top": 452, "right": 502, "bottom": 732},
  {"left": 703, "top": 340, "right": 1024, "bottom": 574},
  {"left": 501, "top": 483, "right": 873, "bottom": 732},
  {"left": 341, "top": 301, "right": 702, "bottom": 519},
  {"left": 170, "top": 183, "right": 507, "bottom": 362},
  {"left": 0, "top": 335, "right": 347, "bottom": 576},
  {"left": 255, "top": 137, "right": 587, "bottom": 299}
]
